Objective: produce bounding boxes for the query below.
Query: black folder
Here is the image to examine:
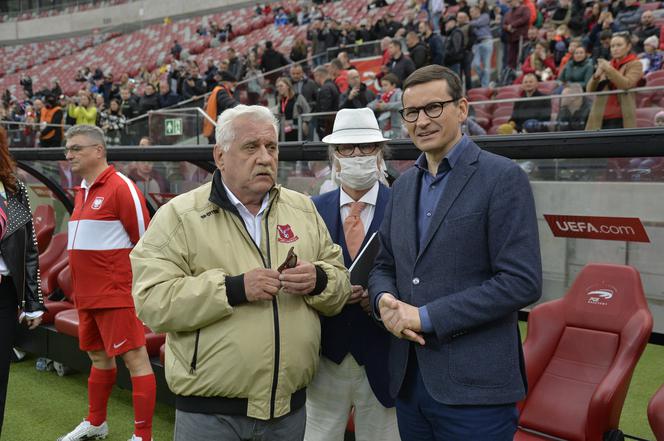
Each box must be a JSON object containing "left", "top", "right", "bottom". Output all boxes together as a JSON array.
[{"left": 349, "top": 232, "right": 380, "bottom": 288}]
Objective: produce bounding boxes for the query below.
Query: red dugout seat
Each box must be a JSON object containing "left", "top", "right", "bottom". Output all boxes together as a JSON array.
[
  {"left": 516, "top": 263, "right": 653, "bottom": 441},
  {"left": 38, "top": 232, "right": 68, "bottom": 295},
  {"left": 54, "top": 308, "right": 79, "bottom": 338},
  {"left": 144, "top": 326, "right": 166, "bottom": 357},
  {"left": 32, "top": 204, "right": 55, "bottom": 254},
  {"left": 648, "top": 384, "right": 664, "bottom": 439},
  {"left": 41, "top": 264, "right": 75, "bottom": 325}
]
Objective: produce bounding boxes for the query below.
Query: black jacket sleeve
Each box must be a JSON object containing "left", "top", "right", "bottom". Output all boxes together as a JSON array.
[{"left": 17, "top": 182, "right": 45, "bottom": 313}]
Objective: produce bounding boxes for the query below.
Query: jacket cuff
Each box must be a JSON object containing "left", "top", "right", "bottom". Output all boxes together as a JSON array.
[
  {"left": 308, "top": 265, "right": 328, "bottom": 296},
  {"left": 225, "top": 274, "right": 248, "bottom": 306}
]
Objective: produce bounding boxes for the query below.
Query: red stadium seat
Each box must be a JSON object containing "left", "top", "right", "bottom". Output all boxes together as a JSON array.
[
  {"left": 32, "top": 204, "right": 55, "bottom": 254},
  {"left": 648, "top": 384, "right": 664, "bottom": 439},
  {"left": 516, "top": 263, "right": 652, "bottom": 441},
  {"left": 467, "top": 87, "right": 493, "bottom": 101},
  {"left": 537, "top": 81, "right": 559, "bottom": 95},
  {"left": 144, "top": 326, "right": 166, "bottom": 357},
  {"left": 640, "top": 1, "right": 661, "bottom": 11},
  {"left": 636, "top": 107, "right": 663, "bottom": 122},
  {"left": 492, "top": 115, "right": 512, "bottom": 126},
  {"left": 41, "top": 264, "right": 75, "bottom": 325},
  {"left": 492, "top": 105, "right": 514, "bottom": 119},
  {"left": 54, "top": 309, "right": 80, "bottom": 338},
  {"left": 39, "top": 233, "right": 69, "bottom": 296},
  {"left": 645, "top": 70, "right": 664, "bottom": 83}
]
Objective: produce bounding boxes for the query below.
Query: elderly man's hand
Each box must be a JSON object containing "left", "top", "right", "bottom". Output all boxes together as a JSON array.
[
  {"left": 244, "top": 268, "right": 281, "bottom": 302},
  {"left": 347, "top": 285, "right": 364, "bottom": 304},
  {"left": 280, "top": 261, "right": 317, "bottom": 295},
  {"left": 379, "top": 293, "right": 425, "bottom": 345}
]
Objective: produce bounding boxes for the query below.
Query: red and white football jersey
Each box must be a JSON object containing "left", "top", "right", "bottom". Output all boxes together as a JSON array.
[{"left": 68, "top": 165, "right": 150, "bottom": 309}]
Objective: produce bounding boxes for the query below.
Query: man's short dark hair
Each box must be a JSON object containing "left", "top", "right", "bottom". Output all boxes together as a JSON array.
[
  {"left": 330, "top": 58, "right": 343, "bottom": 70},
  {"left": 402, "top": 65, "right": 463, "bottom": 101}
]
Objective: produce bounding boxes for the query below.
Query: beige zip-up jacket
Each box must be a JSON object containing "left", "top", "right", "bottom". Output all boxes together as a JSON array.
[{"left": 130, "top": 171, "right": 350, "bottom": 420}]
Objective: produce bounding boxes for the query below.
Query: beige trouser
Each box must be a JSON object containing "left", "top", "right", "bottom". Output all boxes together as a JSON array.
[{"left": 305, "top": 354, "right": 400, "bottom": 441}]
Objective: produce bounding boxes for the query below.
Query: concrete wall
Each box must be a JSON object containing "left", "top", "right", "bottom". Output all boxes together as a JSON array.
[
  {"left": 0, "top": 0, "right": 247, "bottom": 42},
  {"left": 531, "top": 181, "right": 664, "bottom": 332}
]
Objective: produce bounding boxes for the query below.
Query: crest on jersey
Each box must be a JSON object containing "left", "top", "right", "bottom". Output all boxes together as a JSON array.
[{"left": 91, "top": 197, "right": 104, "bottom": 210}]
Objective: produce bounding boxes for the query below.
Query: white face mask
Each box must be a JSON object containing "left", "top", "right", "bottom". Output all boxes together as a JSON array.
[{"left": 337, "top": 155, "right": 379, "bottom": 190}]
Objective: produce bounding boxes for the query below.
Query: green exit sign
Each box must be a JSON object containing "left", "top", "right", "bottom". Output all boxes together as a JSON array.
[{"left": 165, "top": 118, "right": 183, "bottom": 136}]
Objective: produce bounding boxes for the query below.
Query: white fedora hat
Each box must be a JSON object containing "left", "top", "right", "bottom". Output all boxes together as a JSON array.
[{"left": 322, "top": 108, "right": 390, "bottom": 145}]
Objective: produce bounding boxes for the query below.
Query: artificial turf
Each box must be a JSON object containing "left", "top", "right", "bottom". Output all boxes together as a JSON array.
[
  {"left": 3, "top": 357, "right": 174, "bottom": 441},
  {"left": 4, "top": 333, "right": 663, "bottom": 440}
]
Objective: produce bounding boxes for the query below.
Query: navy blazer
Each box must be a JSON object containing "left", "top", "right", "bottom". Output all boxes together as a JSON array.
[
  {"left": 369, "top": 140, "right": 542, "bottom": 406},
  {"left": 312, "top": 183, "right": 394, "bottom": 408}
]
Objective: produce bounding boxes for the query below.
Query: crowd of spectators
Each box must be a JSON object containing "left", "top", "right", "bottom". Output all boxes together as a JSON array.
[{"left": 3, "top": 0, "right": 664, "bottom": 146}]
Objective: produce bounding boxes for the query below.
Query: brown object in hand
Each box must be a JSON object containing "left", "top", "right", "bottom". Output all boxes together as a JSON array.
[{"left": 277, "top": 247, "right": 298, "bottom": 272}]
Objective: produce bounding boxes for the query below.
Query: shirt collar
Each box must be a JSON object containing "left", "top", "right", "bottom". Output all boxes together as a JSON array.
[
  {"left": 339, "top": 181, "right": 380, "bottom": 208},
  {"left": 222, "top": 180, "right": 270, "bottom": 216},
  {"left": 414, "top": 135, "right": 469, "bottom": 175}
]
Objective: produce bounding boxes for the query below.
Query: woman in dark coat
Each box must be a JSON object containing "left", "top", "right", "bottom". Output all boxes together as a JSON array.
[{"left": 0, "top": 126, "right": 45, "bottom": 436}]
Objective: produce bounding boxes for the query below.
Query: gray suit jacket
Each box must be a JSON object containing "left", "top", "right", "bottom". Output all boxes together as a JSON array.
[{"left": 369, "top": 139, "right": 542, "bottom": 405}]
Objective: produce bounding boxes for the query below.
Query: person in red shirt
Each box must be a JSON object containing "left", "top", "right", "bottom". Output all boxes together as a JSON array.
[{"left": 57, "top": 125, "right": 155, "bottom": 441}]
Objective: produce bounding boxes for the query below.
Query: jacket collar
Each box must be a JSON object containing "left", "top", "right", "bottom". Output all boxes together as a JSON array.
[
  {"left": 208, "top": 169, "right": 280, "bottom": 216},
  {"left": 80, "top": 164, "right": 116, "bottom": 190}
]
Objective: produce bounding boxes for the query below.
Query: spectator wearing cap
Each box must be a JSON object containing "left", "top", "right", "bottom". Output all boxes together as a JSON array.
[
  {"left": 261, "top": 41, "right": 290, "bottom": 85},
  {"left": 386, "top": 39, "right": 415, "bottom": 83},
  {"left": 419, "top": 21, "right": 445, "bottom": 66},
  {"left": 368, "top": 74, "right": 403, "bottom": 139},
  {"left": 203, "top": 71, "right": 239, "bottom": 144},
  {"left": 640, "top": 36, "right": 663, "bottom": 75},
  {"left": 307, "top": 107, "right": 399, "bottom": 441},
  {"left": 444, "top": 17, "right": 466, "bottom": 77}
]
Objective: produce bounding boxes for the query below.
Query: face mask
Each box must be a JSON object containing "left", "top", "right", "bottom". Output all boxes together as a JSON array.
[{"left": 337, "top": 155, "right": 379, "bottom": 190}]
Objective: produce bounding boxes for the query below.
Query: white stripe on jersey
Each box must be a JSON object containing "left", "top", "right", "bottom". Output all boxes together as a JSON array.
[
  {"left": 68, "top": 220, "right": 133, "bottom": 250},
  {"left": 115, "top": 172, "right": 146, "bottom": 237}
]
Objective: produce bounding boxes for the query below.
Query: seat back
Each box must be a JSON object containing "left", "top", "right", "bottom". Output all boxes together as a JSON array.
[
  {"left": 56, "top": 264, "right": 73, "bottom": 301},
  {"left": 648, "top": 384, "right": 664, "bottom": 438},
  {"left": 32, "top": 204, "right": 55, "bottom": 254},
  {"left": 38, "top": 232, "right": 68, "bottom": 295},
  {"left": 519, "top": 263, "right": 652, "bottom": 441}
]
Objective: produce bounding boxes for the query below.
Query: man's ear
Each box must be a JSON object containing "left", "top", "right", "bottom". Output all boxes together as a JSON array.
[{"left": 213, "top": 144, "right": 224, "bottom": 170}]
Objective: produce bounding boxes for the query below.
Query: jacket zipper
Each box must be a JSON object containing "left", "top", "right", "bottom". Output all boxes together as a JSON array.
[
  {"left": 188, "top": 198, "right": 278, "bottom": 380},
  {"left": 263, "top": 203, "right": 279, "bottom": 419}
]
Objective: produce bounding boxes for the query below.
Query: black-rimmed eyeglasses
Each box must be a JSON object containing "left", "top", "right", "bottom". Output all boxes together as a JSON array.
[
  {"left": 399, "top": 99, "right": 458, "bottom": 123},
  {"left": 335, "top": 143, "right": 380, "bottom": 157}
]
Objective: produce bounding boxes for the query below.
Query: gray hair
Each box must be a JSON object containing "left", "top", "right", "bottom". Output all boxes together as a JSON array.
[
  {"left": 215, "top": 105, "right": 279, "bottom": 152},
  {"left": 65, "top": 124, "right": 106, "bottom": 148}
]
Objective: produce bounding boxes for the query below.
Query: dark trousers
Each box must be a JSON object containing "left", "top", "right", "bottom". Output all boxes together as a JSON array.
[
  {"left": 507, "top": 41, "right": 520, "bottom": 69},
  {"left": 395, "top": 354, "right": 518, "bottom": 441},
  {"left": 0, "top": 276, "right": 17, "bottom": 437}
]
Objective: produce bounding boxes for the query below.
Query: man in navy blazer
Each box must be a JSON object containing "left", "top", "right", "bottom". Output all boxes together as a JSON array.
[
  {"left": 369, "top": 66, "right": 542, "bottom": 440},
  {"left": 307, "top": 108, "right": 400, "bottom": 441}
]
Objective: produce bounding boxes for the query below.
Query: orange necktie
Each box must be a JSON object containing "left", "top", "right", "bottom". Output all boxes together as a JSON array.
[{"left": 344, "top": 202, "right": 366, "bottom": 260}]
